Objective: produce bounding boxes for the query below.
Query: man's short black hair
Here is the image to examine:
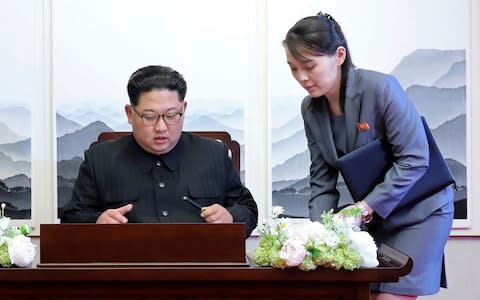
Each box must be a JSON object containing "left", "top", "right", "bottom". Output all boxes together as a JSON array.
[{"left": 127, "top": 65, "right": 187, "bottom": 106}]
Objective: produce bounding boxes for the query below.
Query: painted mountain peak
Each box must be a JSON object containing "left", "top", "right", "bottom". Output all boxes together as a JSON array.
[
  {"left": 434, "top": 60, "right": 466, "bottom": 88},
  {"left": 57, "top": 120, "right": 113, "bottom": 161},
  {"left": 2, "top": 174, "right": 31, "bottom": 188},
  {"left": 0, "top": 121, "right": 24, "bottom": 143},
  {"left": 0, "top": 152, "right": 30, "bottom": 180},
  {"left": 0, "top": 106, "right": 31, "bottom": 138},
  {"left": 391, "top": 49, "right": 465, "bottom": 89},
  {"left": 0, "top": 106, "right": 84, "bottom": 138}
]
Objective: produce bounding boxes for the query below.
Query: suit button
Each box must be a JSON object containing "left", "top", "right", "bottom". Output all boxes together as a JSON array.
[
  {"left": 162, "top": 210, "right": 169, "bottom": 217},
  {"left": 159, "top": 182, "right": 166, "bottom": 188}
]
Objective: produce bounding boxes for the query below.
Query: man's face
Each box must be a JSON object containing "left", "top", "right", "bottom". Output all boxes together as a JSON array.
[{"left": 125, "top": 89, "right": 186, "bottom": 155}]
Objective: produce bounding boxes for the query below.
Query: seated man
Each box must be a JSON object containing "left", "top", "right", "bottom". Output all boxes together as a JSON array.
[{"left": 61, "top": 65, "right": 258, "bottom": 237}]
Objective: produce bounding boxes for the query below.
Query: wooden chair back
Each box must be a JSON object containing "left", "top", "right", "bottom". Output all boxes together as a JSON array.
[{"left": 92, "top": 131, "right": 241, "bottom": 172}]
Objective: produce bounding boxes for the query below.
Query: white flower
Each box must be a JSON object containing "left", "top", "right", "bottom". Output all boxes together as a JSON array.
[
  {"left": 286, "top": 221, "right": 325, "bottom": 244},
  {"left": 0, "top": 217, "right": 9, "bottom": 233},
  {"left": 8, "top": 235, "right": 36, "bottom": 267},
  {"left": 303, "top": 221, "right": 327, "bottom": 241},
  {"left": 323, "top": 231, "right": 340, "bottom": 248},
  {"left": 279, "top": 237, "right": 307, "bottom": 267},
  {"left": 254, "top": 208, "right": 379, "bottom": 271},
  {"left": 349, "top": 231, "right": 379, "bottom": 268},
  {"left": 272, "top": 206, "right": 284, "bottom": 218}
]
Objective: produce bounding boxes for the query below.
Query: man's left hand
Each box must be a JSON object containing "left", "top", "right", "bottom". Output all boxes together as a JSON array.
[{"left": 200, "top": 204, "right": 234, "bottom": 223}]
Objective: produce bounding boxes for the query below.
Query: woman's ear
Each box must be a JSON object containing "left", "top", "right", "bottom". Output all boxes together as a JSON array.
[{"left": 336, "top": 46, "right": 347, "bottom": 65}]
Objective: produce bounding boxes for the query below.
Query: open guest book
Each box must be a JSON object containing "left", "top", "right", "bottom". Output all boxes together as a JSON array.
[{"left": 337, "top": 117, "right": 455, "bottom": 209}]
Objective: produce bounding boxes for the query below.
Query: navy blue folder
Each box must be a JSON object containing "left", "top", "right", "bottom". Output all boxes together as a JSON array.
[{"left": 337, "top": 117, "right": 455, "bottom": 209}]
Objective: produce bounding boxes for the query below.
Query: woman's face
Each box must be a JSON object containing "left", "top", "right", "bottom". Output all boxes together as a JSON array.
[{"left": 285, "top": 47, "right": 346, "bottom": 99}]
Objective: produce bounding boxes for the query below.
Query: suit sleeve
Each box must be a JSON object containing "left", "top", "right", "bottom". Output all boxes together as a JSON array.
[
  {"left": 221, "top": 144, "right": 258, "bottom": 238},
  {"left": 363, "top": 75, "right": 429, "bottom": 219},
  {"left": 302, "top": 99, "right": 340, "bottom": 221},
  {"left": 61, "top": 148, "right": 103, "bottom": 223}
]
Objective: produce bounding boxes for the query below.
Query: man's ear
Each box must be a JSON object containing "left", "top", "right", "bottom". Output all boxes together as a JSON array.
[
  {"left": 336, "top": 46, "right": 346, "bottom": 65},
  {"left": 125, "top": 104, "right": 133, "bottom": 125},
  {"left": 183, "top": 101, "right": 188, "bottom": 112}
]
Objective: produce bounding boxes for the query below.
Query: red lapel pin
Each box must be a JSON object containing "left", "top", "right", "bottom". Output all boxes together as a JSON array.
[{"left": 357, "top": 121, "right": 369, "bottom": 131}]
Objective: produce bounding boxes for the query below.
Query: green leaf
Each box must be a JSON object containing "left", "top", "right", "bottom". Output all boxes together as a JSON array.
[{"left": 0, "top": 242, "right": 11, "bottom": 267}]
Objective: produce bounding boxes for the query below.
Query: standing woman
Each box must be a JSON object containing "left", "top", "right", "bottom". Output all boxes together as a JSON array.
[{"left": 283, "top": 12, "right": 454, "bottom": 299}]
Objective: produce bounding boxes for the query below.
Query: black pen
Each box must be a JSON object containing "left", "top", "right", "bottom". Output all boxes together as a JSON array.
[{"left": 183, "top": 196, "right": 205, "bottom": 211}]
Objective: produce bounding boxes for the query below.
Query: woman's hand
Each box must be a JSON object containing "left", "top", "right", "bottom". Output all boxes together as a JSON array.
[{"left": 337, "top": 201, "right": 374, "bottom": 225}]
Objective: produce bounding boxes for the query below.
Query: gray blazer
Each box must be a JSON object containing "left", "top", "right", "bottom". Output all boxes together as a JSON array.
[{"left": 302, "top": 68, "right": 453, "bottom": 230}]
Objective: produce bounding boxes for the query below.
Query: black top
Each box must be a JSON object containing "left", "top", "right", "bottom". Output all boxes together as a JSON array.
[
  {"left": 330, "top": 114, "right": 347, "bottom": 157},
  {"left": 61, "top": 132, "right": 258, "bottom": 237}
]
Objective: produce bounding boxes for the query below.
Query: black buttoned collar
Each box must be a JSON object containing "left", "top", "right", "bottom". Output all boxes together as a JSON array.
[
  {"left": 158, "top": 135, "right": 184, "bottom": 171},
  {"left": 127, "top": 133, "right": 184, "bottom": 173}
]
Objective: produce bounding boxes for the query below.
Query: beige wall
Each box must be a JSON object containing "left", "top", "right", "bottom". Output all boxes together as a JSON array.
[{"left": 423, "top": 238, "right": 480, "bottom": 299}]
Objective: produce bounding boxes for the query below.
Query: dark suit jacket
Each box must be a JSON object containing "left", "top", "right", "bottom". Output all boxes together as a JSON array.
[
  {"left": 61, "top": 132, "right": 258, "bottom": 237},
  {"left": 302, "top": 68, "right": 453, "bottom": 230}
]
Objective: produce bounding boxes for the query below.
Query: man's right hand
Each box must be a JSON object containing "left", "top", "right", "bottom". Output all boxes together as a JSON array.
[{"left": 96, "top": 204, "right": 133, "bottom": 224}]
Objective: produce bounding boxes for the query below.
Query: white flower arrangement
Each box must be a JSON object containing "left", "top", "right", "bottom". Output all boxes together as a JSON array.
[
  {"left": 253, "top": 206, "right": 379, "bottom": 271},
  {"left": 0, "top": 203, "right": 37, "bottom": 267}
]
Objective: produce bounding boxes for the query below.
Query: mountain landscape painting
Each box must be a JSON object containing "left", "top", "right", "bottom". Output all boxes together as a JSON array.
[
  {"left": 0, "top": 49, "right": 467, "bottom": 221},
  {"left": 0, "top": 49, "right": 467, "bottom": 222},
  {"left": 0, "top": 106, "right": 32, "bottom": 219},
  {"left": 271, "top": 49, "right": 468, "bottom": 222}
]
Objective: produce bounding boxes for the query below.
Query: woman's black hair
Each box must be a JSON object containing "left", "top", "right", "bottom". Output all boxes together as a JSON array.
[{"left": 283, "top": 12, "right": 354, "bottom": 109}]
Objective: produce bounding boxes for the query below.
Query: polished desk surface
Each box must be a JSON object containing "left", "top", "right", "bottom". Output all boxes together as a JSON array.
[{"left": 0, "top": 256, "right": 411, "bottom": 300}]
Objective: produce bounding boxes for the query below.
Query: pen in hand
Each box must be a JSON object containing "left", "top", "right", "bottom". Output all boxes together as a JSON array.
[{"left": 183, "top": 196, "right": 206, "bottom": 212}]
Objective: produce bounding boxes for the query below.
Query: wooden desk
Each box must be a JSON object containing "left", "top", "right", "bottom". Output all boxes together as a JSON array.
[
  {"left": 0, "top": 225, "right": 412, "bottom": 299},
  {"left": 0, "top": 257, "right": 411, "bottom": 300}
]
